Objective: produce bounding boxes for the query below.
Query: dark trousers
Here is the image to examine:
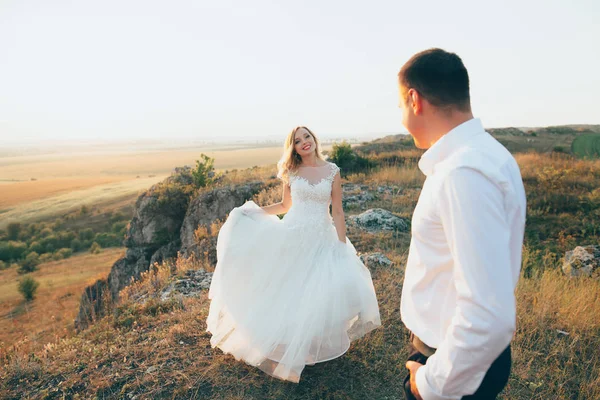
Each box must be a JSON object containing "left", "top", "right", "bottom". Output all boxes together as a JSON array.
[{"left": 403, "top": 337, "right": 512, "bottom": 400}]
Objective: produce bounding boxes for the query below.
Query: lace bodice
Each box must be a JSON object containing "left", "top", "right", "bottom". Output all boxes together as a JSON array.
[{"left": 283, "top": 162, "right": 340, "bottom": 231}]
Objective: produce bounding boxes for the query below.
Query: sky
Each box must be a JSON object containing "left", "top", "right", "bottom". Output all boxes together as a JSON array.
[{"left": 0, "top": 0, "right": 599, "bottom": 144}]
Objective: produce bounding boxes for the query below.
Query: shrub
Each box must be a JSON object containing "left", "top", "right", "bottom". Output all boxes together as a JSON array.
[
  {"left": 18, "top": 252, "right": 40, "bottom": 274},
  {"left": 93, "top": 233, "right": 121, "bottom": 248},
  {"left": 39, "top": 253, "right": 54, "bottom": 263},
  {"left": 90, "top": 242, "right": 102, "bottom": 254},
  {"left": 79, "top": 228, "right": 94, "bottom": 241},
  {"left": 0, "top": 241, "right": 28, "bottom": 262},
  {"left": 192, "top": 154, "right": 215, "bottom": 188},
  {"left": 18, "top": 276, "right": 39, "bottom": 301},
  {"left": 328, "top": 141, "right": 372, "bottom": 176},
  {"left": 28, "top": 241, "right": 45, "bottom": 254},
  {"left": 70, "top": 238, "right": 83, "bottom": 252},
  {"left": 7, "top": 223, "right": 21, "bottom": 240},
  {"left": 56, "top": 248, "right": 73, "bottom": 259},
  {"left": 111, "top": 221, "right": 128, "bottom": 235},
  {"left": 0, "top": 260, "right": 7, "bottom": 270}
]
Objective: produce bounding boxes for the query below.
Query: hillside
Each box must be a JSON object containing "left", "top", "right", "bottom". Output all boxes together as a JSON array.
[{"left": 1, "top": 131, "right": 600, "bottom": 399}]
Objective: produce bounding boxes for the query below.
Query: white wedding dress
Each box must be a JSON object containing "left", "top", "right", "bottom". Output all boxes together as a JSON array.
[{"left": 206, "top": 162, "right": 381, "bottom": 382}]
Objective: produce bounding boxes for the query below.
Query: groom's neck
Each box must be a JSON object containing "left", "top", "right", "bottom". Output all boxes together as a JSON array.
[{"left": 425, "top": 110, "right": 474, "bottom": 148}]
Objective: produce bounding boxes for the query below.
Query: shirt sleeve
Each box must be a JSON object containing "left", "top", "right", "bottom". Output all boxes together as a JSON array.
[{"left": 415, "top": 167, "right": 516, "bottom": 400}]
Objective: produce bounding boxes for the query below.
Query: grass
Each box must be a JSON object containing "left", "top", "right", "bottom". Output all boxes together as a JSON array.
[
  {"left": 0, "top": 177, "right": 165, "bottom": 230},
  {"left": 0, "top": 144, "right": 333, "bottom": 229},
  {"left": 0, "top": 248, "right": 122, "bottom": 357},
  {"left": 1, "top": 144, "right": 599, "bottom": 398},
  {"left": 572, "top": 133, "right": 600, "bottom": 159}
]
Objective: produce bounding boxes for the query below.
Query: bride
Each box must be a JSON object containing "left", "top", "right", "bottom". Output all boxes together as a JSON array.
[{"left": 206, "top": 126, "right": 381, "bottom": 383}]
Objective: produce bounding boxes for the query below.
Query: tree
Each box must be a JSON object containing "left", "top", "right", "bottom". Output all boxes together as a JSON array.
[
  {"left": 192, "top": 154, "right": 215, "bottom": 188},
  {"left": 18, "top": 276, "right": 39, "bottom": 301},
  {"left": 328, "top": 141, "right": 372, "bottom": 176},
  {"left": 90, "top": 242, "right": 102, "bottom": 254},
  {"left": 7, "top": 222, "right": 21, "bottom": 240},
  {"left": 18, "top": 252, "right": 40, "bottom": 274}
]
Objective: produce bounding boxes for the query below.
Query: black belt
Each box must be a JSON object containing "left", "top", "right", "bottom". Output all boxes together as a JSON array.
[{"left": 409, "top": 332, "right": 436, "bottom": 357}]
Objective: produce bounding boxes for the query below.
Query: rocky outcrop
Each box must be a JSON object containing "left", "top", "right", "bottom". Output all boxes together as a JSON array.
[
  {"left": 160, "top": 269, "right": 214, "bottom": 301},
  {"left": 359, "top": 252, "right": 393, "bottom": 269},
  {"left": 179, "top": 182, "right": 266, "bottom": 260},
  {"left": 563, "top": 245, "right": 600, "bottom": 278},
  {"left": 348, "top": 208, "right": 409, "bottom": 233},
  {"left": 75, "top": 174, "right": 270, "bottom": 330}
]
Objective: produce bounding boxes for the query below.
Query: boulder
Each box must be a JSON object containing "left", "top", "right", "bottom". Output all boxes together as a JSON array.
[
  {"left": 348, "top": 208, "right": 409, "bottom": 233},
  {"left": 563, "top": 245, "right": 600, "bottom": 278},
  {"left": 179, "top": 182, "right": 266, "bottom": 261},
  {"left": 359, "top": 252, "right": 393, "bottom": 268}
]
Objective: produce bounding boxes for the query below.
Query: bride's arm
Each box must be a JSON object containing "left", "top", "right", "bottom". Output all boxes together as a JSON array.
[
  {"left": 260, "top": 182, "right": 292, "bottom": 215},
  {"left": 331, "top": 171, "right": 346, "bottom": 243}
]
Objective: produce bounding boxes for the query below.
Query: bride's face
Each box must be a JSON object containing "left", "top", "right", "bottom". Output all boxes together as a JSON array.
[{"left": 293, "top": 128, "right": 316, "bottom": 158}]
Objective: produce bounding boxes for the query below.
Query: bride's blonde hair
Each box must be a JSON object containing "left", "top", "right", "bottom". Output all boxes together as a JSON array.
[{"left": 277, "top": 126, "right": 325, "bottom": 184}]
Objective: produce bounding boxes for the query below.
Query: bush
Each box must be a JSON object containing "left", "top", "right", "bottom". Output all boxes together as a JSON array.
[
  {"left": 79, "top": 228, "right": 94, "bottom": 241},
  {"left": 111, "top": 221, "right": 128, "bottom": 235},
  {"left": 94, "top": 232, "right": 121, "bottom": 248},
  {"left": 0, "top": 260, "right": 7, "bottom": 270},
  {"left": 18, "top": 252, "right": 40, "bottom": 274},
  {"left": 90, "top": 242, "right": 102, "bottom": 254},
  {"left": 39, "top": 253, "right": 54, "bottom": 263},
  {"left": 7, "top": 223, "right": 21, "bottom": 240},
  {"left": 328, "top": 141, "right": 372, "bottom": 176},
  {"left": 28, "top": 241, "right": 45, "bottom": 254},
  {"left": 0, "top": 241, "right": 28, "bottom": 262},
  {"left": 70, "top": 238, "right": 83, "bottom": 252},
  {"left": 56, "top": 248, "right": 73, "bottom": 259},
  {"left": 18, "top": 276, "right": 39, "bottom": 301},
  {"left": 553, "top": 146, "right": 567, "bottom": 153},
  {"left": 192, "top": 154, "right": 215, "bottom": 188}
]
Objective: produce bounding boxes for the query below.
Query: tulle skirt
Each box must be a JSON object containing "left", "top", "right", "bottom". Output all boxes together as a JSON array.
[{"left": 206, "top": 201, "right": 381, "bottom": 382}]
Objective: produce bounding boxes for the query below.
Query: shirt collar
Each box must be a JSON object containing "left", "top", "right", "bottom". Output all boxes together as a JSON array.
[{"left": 418, "top": 118, "right": 485, "bottom": 176}]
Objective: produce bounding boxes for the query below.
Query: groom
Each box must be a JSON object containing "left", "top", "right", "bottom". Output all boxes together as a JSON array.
[{"left": 398, "top": 49, "right": 526, "bottom": 399}]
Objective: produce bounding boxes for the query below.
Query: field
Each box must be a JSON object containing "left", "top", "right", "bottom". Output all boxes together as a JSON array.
[
  {"left": 572, "top": 133, "right": 600, "bottom": 158},
  {"left": 0, "top": 248, "right": 124, "bottom": 354},
  {"left": 1, "top": 130, "right": 600, "bottom": 399},
  {"left": 0, "top": 144, "right": 334, "bottom": 229}
]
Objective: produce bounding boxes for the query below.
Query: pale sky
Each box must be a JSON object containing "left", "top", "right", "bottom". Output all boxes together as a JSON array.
[{"left": 1, "top": 0, "right": 599, "bottom": 144}]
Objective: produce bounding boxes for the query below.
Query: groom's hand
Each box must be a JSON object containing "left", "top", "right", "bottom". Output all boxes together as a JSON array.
[{"left": 406, "top": 361, "right": 424, "bottom": 400}]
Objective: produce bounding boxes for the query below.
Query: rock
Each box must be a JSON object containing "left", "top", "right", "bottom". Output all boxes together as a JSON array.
[
  {"left": 160, "top": 269, "right": 213, "bottom": 301},
  {"left": 74, "top": 279, "right": 109, "bottom": 330},
  {"left": 75, "top": 177, "right": 269, "bottom": 331},
  {"left": 342, "top": 192, "right": 375, "bottom": 207},
  {"left": 377, "top": 185, "right": 399, "bottom": 195},
  {"left": 149, "top": 241, "right": 180, "bottom": 266},
  {"left": 348, "top": 208, "right": 409, "bottom": 233},
  {"left": 107, "top": 247, "right": 155, "bottom": 301},
  {"left": 124, "top": 192, "right": 184, "bottom": 250},
  {"left": 562, "top": 245, "right": 600, "bottom": 278},
  {"left": 179, "top": 182, "right": 267, "bottom": 261},
  {"left": 359, "top": 252, "right": 393, "bottom": 268}
]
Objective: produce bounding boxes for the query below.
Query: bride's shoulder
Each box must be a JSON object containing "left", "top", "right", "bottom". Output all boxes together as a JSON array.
[
  {"left": 325, "top": 161, "right": 340, "bottom": 177},
  {"left": 326, "top": 161, "right": 339, "bottom": 169}
]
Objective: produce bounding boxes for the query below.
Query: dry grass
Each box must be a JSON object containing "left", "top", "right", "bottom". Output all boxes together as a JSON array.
[
  {"left": 0, "top": 176, "right": 135, "bottom": 209},
  {"left": 347, "top": 165, "right": 425, "bottom": 188},
  {"left": 509, "top": 269, "right": 600, "bottom": 399},
  {"left": 2, "top": 229, "right": 598, "bottom": 399},
  {"left": 1, "top": 150, "right": 599, "bottom": 398},
  {"left": 0, "top": 248, "right": 122, "bottom": 356},
  {"left": 0, "top": 176, "right": 164, "bottom": 229}
]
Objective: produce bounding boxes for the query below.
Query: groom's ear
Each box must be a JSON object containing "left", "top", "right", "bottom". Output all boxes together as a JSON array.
[{"left": 408, "top": 89, "right": 423, "bottom": 115}]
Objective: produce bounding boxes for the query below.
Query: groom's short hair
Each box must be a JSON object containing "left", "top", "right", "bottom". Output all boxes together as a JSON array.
[{"left": 398, "top": 48, "right": 471, "bottom": 112}]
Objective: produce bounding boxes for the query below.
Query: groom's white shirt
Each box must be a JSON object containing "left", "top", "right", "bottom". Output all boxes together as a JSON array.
[{"left": 401, "top": 118, "right": 526, "bottom": 400}]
